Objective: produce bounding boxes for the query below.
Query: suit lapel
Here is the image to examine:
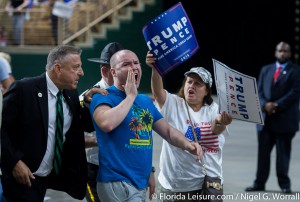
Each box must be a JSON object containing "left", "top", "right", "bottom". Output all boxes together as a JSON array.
[
  {"left": 63, "top": 91, "right": 74, "bottom": 113},
  {"left": 266, "top": 64, "right": 276, "bottom": 90},
  {"left": 276, "top": 63, "right": 290, "bottom": 84},
  {"left": 63, "top": 90, "right": 75, "bottom": 139},
  {"left": 273, "top": 62, "right": 290, "bottom": 85},
  {"left": 36, "top": 74, "right": 49, "bottom": 138}
]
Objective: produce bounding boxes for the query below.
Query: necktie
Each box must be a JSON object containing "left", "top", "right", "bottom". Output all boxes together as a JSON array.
[
  {"left": 273, "top": 66, "right": 282, "bottom": 82},
  {"left": 53, "top": 91, "right": 64, "bottom": 175}
]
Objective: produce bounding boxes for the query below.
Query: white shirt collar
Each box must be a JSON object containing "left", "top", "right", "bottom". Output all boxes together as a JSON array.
[
  {"left": 46, "top": 72, "right": 60, "bottom": 97},
  {"left": 99, "top": 78, "right": 110, "bottom": 89}
]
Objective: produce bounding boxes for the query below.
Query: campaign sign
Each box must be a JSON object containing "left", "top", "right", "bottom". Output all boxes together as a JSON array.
[
  {"left": 142, "top": 2, "right": 199, "bottom": 76},
  {"left": 213, "top": 59, "right": 264, "bottom": 125}
]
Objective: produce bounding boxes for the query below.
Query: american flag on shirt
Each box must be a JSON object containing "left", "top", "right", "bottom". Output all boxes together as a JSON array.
[
  {"left": 185, "top": 125, "right": 219, "bottom": 150},
  {"left": 199, "top": 125, "right": 219, "bottom": 150},
  {"left": 185, "top": 126, "right": 201, "bottom": 142}
]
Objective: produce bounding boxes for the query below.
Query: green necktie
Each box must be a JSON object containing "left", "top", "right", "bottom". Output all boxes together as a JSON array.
[{"left": 53, "top": 91, "right": 64, "bottom": 175}]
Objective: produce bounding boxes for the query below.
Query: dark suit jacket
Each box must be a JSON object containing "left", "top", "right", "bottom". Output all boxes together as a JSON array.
[
  {"left": 257, "top": 61, "right": 300, "bottom": 133},
  {"left": 1, "top": 73, "right": 87, "bottom": 200}
]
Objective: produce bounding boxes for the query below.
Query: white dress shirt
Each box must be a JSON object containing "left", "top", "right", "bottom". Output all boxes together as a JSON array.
[{"left": 34, "top": 72, "right": 72, "bottom": 176}]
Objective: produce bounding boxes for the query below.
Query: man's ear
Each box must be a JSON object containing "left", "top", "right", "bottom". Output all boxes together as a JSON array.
[
  {"left": 110, "top": 68, "right": 116, "bottom": 77},
  {"left": 54, "top": 63, "right": 61, "bottom": 73},
  {"left": 101, "top": 66, "right": 109, "bottom": 77},
  {"left": 100, "top": 66, "right": 106, "bottom": 76}
]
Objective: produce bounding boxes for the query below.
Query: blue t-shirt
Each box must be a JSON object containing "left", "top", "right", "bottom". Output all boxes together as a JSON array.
[{"left": 90, "top": 85, "right": 163, "bottom": 189}]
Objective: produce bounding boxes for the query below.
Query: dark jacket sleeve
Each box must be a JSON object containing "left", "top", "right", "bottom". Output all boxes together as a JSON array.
[
  {"left": 1, "top": 81, "right": 27, "bottom": 172},
  {"left": 81, "top": 104, "right": 95, "bottom": 133}
]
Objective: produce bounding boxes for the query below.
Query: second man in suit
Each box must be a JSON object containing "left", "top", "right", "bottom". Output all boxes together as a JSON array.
[{"left": 245, "top": 41, "right": 300, "bottom": 194}]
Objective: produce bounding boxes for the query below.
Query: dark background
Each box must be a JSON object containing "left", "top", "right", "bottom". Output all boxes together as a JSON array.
[
  {"left": 5, "top": 0, "right": 299, "bottom": 94},
  {"left": 161, "top": 0, "right": 299, "bottom": 94}
]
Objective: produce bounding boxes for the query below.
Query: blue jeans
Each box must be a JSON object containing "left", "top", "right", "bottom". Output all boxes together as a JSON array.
[{"left": 12, "top": 13, "right": 25, "bottom": 45}]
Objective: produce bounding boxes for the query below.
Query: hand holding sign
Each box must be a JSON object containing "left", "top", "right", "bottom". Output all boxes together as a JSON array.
[
  {"left": 213, "top": 59, "right": 264, "bottom": 125},
  {"left": 142, "top": 2, "right": 199, "bottom": 76}
]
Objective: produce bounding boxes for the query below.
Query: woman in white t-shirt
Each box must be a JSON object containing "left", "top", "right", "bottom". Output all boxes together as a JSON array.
[{"left": 146, "top": 52, "right": 232, "bottom": 201}]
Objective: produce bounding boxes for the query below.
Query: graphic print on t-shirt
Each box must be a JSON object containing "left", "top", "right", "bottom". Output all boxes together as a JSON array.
[
  {"left": 185, "top": 126, "right": 201, "bottom": 141},
  {"left": 128, "top": 104, "right": 153, "bottom": 146},
  {"left": 185, "top": 124, "right": 219, "bottom": 153},
  {"left": 199, "top": 125, "right": 219, "bottom": 152}
]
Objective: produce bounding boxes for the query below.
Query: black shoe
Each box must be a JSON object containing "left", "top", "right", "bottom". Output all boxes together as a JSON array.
[
  {"left": 281, "top": 188, "right": 292, "bottom": 194},
  {"left": 245, "top": 185, "right": 265, "bottom": 192}
]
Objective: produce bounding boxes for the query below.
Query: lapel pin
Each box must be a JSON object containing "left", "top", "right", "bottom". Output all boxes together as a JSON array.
[
  {"left": 38, "top": 92, "right": 42, "bottom": 97},
  {"left": 283, "top": 71, "right": 286, "bottom": 75}
]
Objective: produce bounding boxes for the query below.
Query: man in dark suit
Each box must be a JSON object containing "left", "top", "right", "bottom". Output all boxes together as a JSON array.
[
  {"left": 245, "top": 41, "right": 300, "bottom": 194},
  {"left": 1, "top": 45, "right": 88, "bottom": 202}
]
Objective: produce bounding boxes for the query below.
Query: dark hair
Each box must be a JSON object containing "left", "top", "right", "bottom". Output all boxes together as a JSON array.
[{"left": 177, "top": 76, "right": 213, "bottom": 105}]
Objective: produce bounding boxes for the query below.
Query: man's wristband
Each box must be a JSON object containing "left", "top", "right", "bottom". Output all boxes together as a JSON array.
[{"left": 152, "top": 166, "right": 156, "bottom": 172}]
